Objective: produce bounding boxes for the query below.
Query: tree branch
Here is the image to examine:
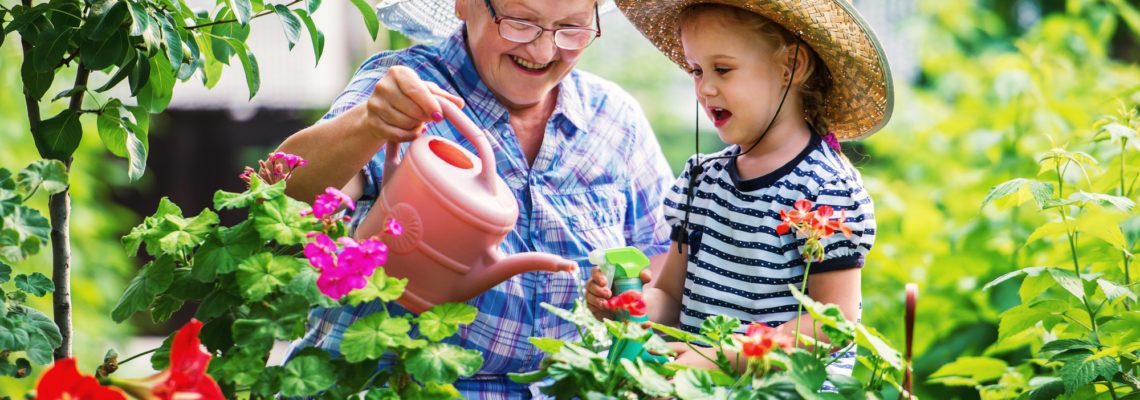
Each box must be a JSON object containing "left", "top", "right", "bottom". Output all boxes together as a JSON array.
[{"left": 184, "top": 0, "right": 301, "bottom": 30}]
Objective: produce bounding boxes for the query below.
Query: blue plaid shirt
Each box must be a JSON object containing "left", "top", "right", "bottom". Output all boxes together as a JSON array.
[{"left": 288, "top": 30, "right": 674, "bottom": 399}]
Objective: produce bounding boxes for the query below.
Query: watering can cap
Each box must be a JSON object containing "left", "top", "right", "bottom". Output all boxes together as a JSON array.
[{"left": 590, "top": 247, "right": 649, "bottom": 278}]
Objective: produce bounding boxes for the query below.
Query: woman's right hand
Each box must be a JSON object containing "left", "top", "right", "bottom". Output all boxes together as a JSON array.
[{"left": 364, "top": 65, "right": 466, "bottom": 144}]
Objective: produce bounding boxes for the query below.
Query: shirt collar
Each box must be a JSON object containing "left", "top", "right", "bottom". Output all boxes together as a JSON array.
[{"left": 438, "top": 28, "right": 589, "bottom": 134}]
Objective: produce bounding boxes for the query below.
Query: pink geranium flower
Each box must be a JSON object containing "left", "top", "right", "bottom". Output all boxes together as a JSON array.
[{"left": 301, "top": 187, "right": 356, "bottom": 220}]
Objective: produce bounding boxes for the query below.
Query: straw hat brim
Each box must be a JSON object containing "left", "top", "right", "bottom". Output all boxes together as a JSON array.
[{"left": 615, "top": 0, "right": 893, "bottom": 140}]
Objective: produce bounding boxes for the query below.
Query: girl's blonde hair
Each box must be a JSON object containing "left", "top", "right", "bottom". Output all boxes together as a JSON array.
[{"left": 679, "top": 4, "right": 833, "bottom": 134}]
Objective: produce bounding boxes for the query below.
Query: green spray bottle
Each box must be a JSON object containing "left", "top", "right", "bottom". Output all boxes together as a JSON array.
[{"left": 588, "top": 247, "right": 668, "bottom": 363}]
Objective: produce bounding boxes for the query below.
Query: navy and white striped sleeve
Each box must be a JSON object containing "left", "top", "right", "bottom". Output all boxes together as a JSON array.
[{"left": 812, "top": 175, "right": 875, "bottom": 273}]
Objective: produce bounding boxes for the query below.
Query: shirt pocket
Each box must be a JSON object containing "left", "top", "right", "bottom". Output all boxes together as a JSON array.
[{"left": 536, "top": 185, "right": 628, "bottom": 260}]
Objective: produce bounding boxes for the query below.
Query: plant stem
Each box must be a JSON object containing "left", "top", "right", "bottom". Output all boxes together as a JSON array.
[
  {"left": 185, "top": 0, "right": 302, "bottom": 30},
  {"left": 1122, "top": 140, "right": 1133, "bottom": 311},
  {"left": 794, "top": 259, "right": 814, "bottom": 347},
  {"left": 118, "top": 348, "right": 158, "bottom": 365},
  {"left": 1106, "top": 380, "right": 1120, "bottom": 400},
  {"left": 1056, "top": 163, "right": 1100, "bottom": 338}
]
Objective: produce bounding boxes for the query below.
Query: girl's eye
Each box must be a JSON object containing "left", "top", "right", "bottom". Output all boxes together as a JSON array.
[
  {"left": 714, "top": 67, "right": 730, "bottom": 75},
  {"left": 688, "top": 68, "right": 703, "bottom": 77}
]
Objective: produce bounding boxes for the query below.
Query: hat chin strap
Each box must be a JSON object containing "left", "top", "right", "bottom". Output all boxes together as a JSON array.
[{"left": 676, "top": 41, "right": 801, "bottom": 254}]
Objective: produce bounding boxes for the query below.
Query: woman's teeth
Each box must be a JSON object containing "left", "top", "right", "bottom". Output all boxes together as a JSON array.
[{"left": 511, "top": 55, "right": 550, "bottom": 71}]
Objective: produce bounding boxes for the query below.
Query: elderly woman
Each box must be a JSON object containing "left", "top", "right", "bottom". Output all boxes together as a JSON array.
[{"left": 274, "top": 0, "right": 673, "bottom": 397}]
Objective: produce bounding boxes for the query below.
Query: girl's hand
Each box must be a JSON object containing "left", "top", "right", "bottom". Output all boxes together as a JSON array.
[
  {"left": 363, "top": 65, "right": 465, "bottom": 144},
  {"left": 585, "top": 268, "right": 614, "bottom": 320}
]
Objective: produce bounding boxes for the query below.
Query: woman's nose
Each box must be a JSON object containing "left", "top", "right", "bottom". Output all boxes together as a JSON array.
[{"left": 526, "top": 32, "right": 558, "bottom": 64}]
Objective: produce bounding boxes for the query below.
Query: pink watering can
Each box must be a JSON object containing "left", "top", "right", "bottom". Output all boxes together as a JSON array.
[{"left": 354, "top": 97, "right": 578, "bottom": 314}]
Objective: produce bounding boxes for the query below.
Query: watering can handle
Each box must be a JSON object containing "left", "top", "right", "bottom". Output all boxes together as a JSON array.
[{"left": 381, "top": 96, "right": 498, "bottom": 193}]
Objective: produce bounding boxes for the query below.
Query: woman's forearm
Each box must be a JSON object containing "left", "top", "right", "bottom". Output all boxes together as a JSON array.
[{"left": 276, "top": 103, "right": 387, "bottom": 201}]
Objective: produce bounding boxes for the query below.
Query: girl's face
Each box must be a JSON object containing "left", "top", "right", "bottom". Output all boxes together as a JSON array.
[
  {"left": 681, "top": 11, "right": 791, "bottom": 147},
  {"left": 459, "top": 0, "right": 596, "bottom": 111}
]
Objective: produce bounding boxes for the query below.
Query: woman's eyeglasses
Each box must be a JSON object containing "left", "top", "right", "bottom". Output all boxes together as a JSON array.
[{"left": 483, "top": 0, "right": 601, "bottom": 51}]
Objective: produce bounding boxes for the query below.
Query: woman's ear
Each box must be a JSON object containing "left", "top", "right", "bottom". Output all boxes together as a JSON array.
[{"left": 455, "top": 0, "right": 467, "bottom": 20}]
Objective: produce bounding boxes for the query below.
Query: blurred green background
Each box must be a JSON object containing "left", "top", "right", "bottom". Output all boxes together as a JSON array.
[{"left": 3, "top": 0, "right": 1140, "bottom": 398}]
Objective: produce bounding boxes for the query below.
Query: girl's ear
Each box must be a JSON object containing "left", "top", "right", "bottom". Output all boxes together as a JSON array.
[{"left": 785, "top": 42, "right": 814, "bottom": 87}]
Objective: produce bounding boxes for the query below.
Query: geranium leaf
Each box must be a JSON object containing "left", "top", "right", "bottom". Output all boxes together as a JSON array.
[
  {"left": 282, "top": 266, "right": 338, "bottom": 308},
  {"left": 19, "top": 306, "right": 61, "bottom": 365},
  {"left": 213, "top": 175, "right": 285, "bottom": 210},
  {"left": 405, "top": 342, "right": 483, "bottom": 384},
  {"left": 232, "top": 319, "right": 276, "bottom": 354},
  {"left": 345, "top": 269, "right": 407, "bottom": 306},
  {"left": 340, "top": 313, "right": 411, "bottom": 363},
  {"left": 252, "top": 195, "right": 313, "bottom": 245},
  {"left": 236, "top": 253, "right": 301, "bottom": 301},
  {"left": 674, "top": 368, "right": 727, "bottom": 400},
  {"left": 855, "top": 325, "right": 902, "bottom": 371},
  {"left": 112, "top": 257, "right": 175, "bottom": 322},
  {"left": 528, "top": 337, "right": 565, "bottom": 355},
  {"left": 619, "top": 359, "right": 672, "bottom": 397},
  {"left": 787, "top": 350, "right": 828, "bottom": 395},
  {"left": 417, "top": 303, "right": 477, "bottom": 342},
  {"left": 14, "top": 273, "right": 53, "bottom": 297},
  {"left": 15, "top": 159, "right": 68, "bottom": 196},
  {"left": 0, "top": 262, "right": 10, "bottom": 283}
]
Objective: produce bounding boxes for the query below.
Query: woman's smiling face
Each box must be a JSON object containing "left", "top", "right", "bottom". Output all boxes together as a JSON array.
[{"left": 459, "top": 0, "right": 598, "bottom": 110}]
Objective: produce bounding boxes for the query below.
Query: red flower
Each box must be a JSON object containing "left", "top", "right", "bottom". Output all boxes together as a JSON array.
[
  {"left": 606, "top": 290, "right": 648, "bottom": 317},
  {"left": 114, "top": 319, "right": 224, "bottom": 400},
  {"left": 36, "top": 358, "right": 128, "bottom": 400},
  {"left": 739, "top": 323, "right": 792, "bottom": 359}
]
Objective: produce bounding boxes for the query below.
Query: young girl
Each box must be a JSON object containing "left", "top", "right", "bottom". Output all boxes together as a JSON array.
[{"left": 588, "top": 0, "right": 892, "bottom": 379}]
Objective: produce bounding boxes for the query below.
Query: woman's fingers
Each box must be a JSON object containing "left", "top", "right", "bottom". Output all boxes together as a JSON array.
[
  {"left": 426, "top": 81, "right": 465, "bottom": 109},
  {"left": 392, "top": 66, "right": 443, "bottom": 122}
]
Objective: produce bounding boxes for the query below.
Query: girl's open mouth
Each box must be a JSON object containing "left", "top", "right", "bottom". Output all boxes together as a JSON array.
[
  {"left": 510, "top": 55, "right": 552, "bottom": 75},
  {"left": 711, "top": 107, "right": 733, "bottom": 128}
]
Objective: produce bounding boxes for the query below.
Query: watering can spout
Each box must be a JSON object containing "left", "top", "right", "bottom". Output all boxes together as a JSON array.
[{"left": 459, "top": 252, "right": 578, "bottom": 297}]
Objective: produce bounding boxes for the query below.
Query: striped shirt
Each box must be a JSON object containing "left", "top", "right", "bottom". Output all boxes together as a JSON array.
[
  {"left": 663, "top": 133, "right": 875, "bottom": 381},
  {"left": 287, "top": 29, "right": 675, "bottom": 399}
]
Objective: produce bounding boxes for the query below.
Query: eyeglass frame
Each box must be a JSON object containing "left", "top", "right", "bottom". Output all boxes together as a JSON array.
[{"left": 482, "top": 0, "right": 602, "bottom": 50}]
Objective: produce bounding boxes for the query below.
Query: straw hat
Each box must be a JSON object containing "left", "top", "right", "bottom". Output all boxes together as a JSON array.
[
  {"left": 377, "top": 0, "right": 618, "bottom": 44},
  {"left": 615, "top": 0, "right": 893, "bottom": 140}
]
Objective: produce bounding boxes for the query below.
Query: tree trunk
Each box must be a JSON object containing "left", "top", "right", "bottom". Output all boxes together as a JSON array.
[{"left": 50, "top": 184, "right": 72, "bottom": 360}]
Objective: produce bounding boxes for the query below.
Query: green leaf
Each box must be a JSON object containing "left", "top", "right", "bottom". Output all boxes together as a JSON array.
[
  {"left": 195, "top": 289, "right": 240, "bottom": 320},
  {"left": 1025, "top": 221, "right": 1072, "bottom": 245},
  {"left": 251, "top": 195, "right": 313, "bottom": 245},
  {"left": 86, "top": 0, "right": 128, "bottom": 40},
  {"left": 14, "top": 273, "right": 53, "bottom": 297},
  {"left": 95, "top": 51, "right": 136, "bottom": 92},
  {"left": 126, "top": 0, "right": 149, "bottom": 35},
  {"left": 698, "top": 315, "right": 741, "bottom": 344},
  {"left": 51, "top": 85, "right": 87, "bottom": 102},
  {"left": 982, "top": 266, "right": 1047, "bottom": 292},
  {"left": 997, "top": 300, "right": 1064, "bottom": 341},
  {"left": 983, "top": 178, "right": 1053, "bottom": 209},
  {"left": 1059, "top": 354, "right": 1121, "bottom": 393},
  {"left": 3, "top": 205, "right": 51, "bottom": 256},
  {"left": 236, "top": 252, "right": 301, "bottom": 301},
  {"left": 340, "top": 313, "right": 411, "bottom": 363},
  {"left": 149, "top": 295, "right": 183, "bottom": 323},
  {"left": 207, "top": 346, "right": 265, "bottom": 386},
  {"left": 417, "top": 303, "right": 477, "bottom": 342},
  {"left": 787, "top": 350, "right": 828, "bottom": 395},
  {"left": 16, "top": 159, "right": 68, "bottom": 196},
  {"left": 1039, "top": 339, "right": 1098, "bottom": 354},
  {"left": 19, "top": 306, "right": 63, "bottom": 365},
  {"left": 405, "top": 342, "right": 484, "bottom": 384},
  {"left": 855, "top": 325, "right": 903, "bottom": 371},
  {"left": 21, "top": 53, "right": 54, "bottom": 101},
  {"left": 32, "top": 110, "right": 83, "bottom": 161},
  {"left": 1027, "top": 378, "right": 1065, "bottom": 400},
  {"left": 157, "top": 208, "right": 220, "bottom": 257},
  {"left": 128, "top": 50, "right": 151, "bottom": 96},
  {"left": 343, "top": 269, "right": 407, "bottom": 307},
  {"left": 33, "top": 27, "right": 75, "bottom": 72},
  {"left": 139, "top": 54, "right": 175, "bottom": 114},
  {"left": 212, "top": 175, "right": 286, "bottom": 209},
  {"left": 0, "top": 262, "right": 11, "bottom": 284},
  {"left": 229, "top": 38, "right": 260, "bottom": 100},
  {"left": 1097, "top": 278, "right": 1138, "bottom": 302},
  {"left": 619, "top": 359, "right": 673, "bottom": 397},
  {"left": 305, "top": 0, "right": 321, "bottom": 14},
  {"left": 674, "top": 368, "right": 727, "bottom": 400},
  {"left": 80, "top": 28, "right": 129, "bottom": 70},
  {"left": 161, "top": 14, "right": 183, "bottom": 70},
  {"left": 1047, "top": 268, "right": 1086, "bottom": 300},
  {"left": 651, "top": 322, "right": 702, "bottom": 343},
  {"left": 1070, "top": 191, "right": 1134, "bottom": 211},
  {"left": 348, "top": 0, "right": 379, "bottom": 39},
  {"left": 508, "top": 369, "right": 550, "bottom": 384},
  {"left": 111, "top": 257, "right": 175, "bottom": 322},
  {"left": 271, "top": 5, "right": 301, "bottom": 50},
  {"left": 929, "top": 356, "right": 1008, "bottom": 384},
  {"left": 191, "top": 223, "right": 259, "bottom": 280},
  {"left": 227, "top": 0, "right": 252, "bottom": 25},
  {"left": 282, "top": 266, "right": 338, "bottom": 307},
  {"left": 232, "top": 319, "right": 276, "bottom": 354},
  {"left": 528, "top": 337, "right": 565, "bottom": 355},
  {"left": 295, "top": 9, "right": 324, "bottom": 66}
]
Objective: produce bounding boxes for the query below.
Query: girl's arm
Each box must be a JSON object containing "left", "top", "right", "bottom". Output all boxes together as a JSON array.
[
  {"left": 671, "top": 267, "right": 862, "bottom": 369},
  {"left": 644, "top": 241, "right": 688, "bottom": 325}
]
